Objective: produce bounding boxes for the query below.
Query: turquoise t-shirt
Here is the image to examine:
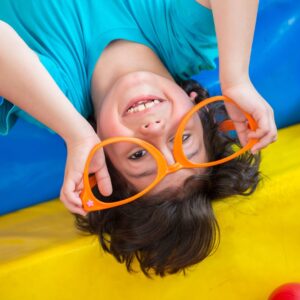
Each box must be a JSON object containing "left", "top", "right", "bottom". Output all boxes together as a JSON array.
[{"left": 0, "top": 0, "right": 218, "bottom": 135}]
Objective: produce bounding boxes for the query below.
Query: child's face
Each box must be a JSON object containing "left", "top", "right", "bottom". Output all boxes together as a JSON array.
[{"left": 97, "top": 71, "right": 207, "bottom": 193}]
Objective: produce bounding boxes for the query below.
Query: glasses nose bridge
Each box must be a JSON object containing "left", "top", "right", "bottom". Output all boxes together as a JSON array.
[{"left": 166, "top": 161, "right": 184, "bottom": 174}]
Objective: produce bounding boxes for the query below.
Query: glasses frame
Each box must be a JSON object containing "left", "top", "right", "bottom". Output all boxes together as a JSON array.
[{"left": 80, "top": 95, "right": 258, "bottom": 211}]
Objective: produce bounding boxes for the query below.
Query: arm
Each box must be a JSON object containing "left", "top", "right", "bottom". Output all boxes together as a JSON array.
[
  {"left": 196, "top": 0, "right": 277, "bottom": 152},
  {"left": 206, "top": 0, "right": 256, "bottom": 86},
  {"left": 0, "top": 21, "right": 112, "bottom": 214},
  {"left": 0, "top": 21, "right": 94, "bottom": 143}
]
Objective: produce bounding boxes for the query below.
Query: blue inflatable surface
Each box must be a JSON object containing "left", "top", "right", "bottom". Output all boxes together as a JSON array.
[
  {"left": 0, "top": 120, "right": 66, "bottom": 215},
  {"left": 1, "top": 0, "right": 300, "bottom": 215},
  {"left": 194, "top": 0, "right": 300, "bottom": 129}
]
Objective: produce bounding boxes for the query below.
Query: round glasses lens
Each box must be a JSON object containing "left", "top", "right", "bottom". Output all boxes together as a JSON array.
[
  {"left": 181, "top": 100, "right": 248, "bottom": 164},
  {"left": 88, "top": 141, "right": 159, "bottom": 203}
]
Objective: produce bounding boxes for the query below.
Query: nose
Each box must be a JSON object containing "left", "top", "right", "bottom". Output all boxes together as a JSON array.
[
  {"left": 138, "top": 118, "right": 175, "bottom": 164},
  {"left": 139, "top": 119, "right": 166, "bottom": 135}
]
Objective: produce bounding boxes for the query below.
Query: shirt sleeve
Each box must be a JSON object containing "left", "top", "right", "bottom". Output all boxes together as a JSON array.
[
  {"left": 0, "top": 96, "right": 17, "bottom": 136},
  {"left": 166, "top": 0, "right": 218, "bottom": 80},
  {"left": 123, "top": 0, "right": 218, "bottom": 81}
]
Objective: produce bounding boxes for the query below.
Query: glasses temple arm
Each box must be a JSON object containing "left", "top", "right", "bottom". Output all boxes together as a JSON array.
[
  {"left": 219, "top": 119, "right": 236, "bottom": 131},
  {"left": 88, "top": 174, "right": 97, "bottom": 188}
]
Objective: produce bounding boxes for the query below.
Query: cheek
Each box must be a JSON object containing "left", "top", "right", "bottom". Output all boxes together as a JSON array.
[
  {"left": 98, "top": 112, "right": 131, "bottom": 139},
  {"left": 99, "top": 117, "right": 119, "bottom": 139}
]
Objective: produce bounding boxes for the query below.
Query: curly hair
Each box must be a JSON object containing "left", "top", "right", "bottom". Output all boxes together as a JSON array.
[{"left": 77, "top": 79, "right": 261, "bottom": 278}]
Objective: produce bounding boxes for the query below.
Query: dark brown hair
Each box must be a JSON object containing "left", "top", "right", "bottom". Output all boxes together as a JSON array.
[{"left": 77, "top": 79, "right": 261, "bottom": 278}]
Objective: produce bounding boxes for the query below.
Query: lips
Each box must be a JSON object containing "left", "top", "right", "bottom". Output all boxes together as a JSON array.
[{"left": 122, "top": 95, "right": 167, "bottom": 116}]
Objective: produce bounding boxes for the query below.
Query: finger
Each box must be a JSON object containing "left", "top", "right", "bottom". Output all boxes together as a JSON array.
[
  {"left": 88, "top": 147, "right": 106, "bottom": 174},
  {"left": 232, "top": 121, "right": 249, "bottom": 147},
  {"left": 248, "top": 109, "right": 270, "bottom": 139},
  {"left": 90, "top": 148, "right": 113, "bottom": 196},
  {"left": 269, "top": 113, "right": 278, "bottom": 142},
  {"left": 62, "top": 198, "right": 87, "bottom": 216},
  {"left": 224, "top": 103, "right": 248, "bottom": 146},
  {"left": 76, "top": 179, "right": 84, "bottom": 191},
  {"left": 60, "top": 191, "right": 87, "bottom": 216},
  {"left": 96, "top": 167, "right": 113, "bottom": 196},
  {"left": 61, "top": 178, "right": 84, "bottom": 207},
  {"left": 251, "top": 131, "right": 276, "bottom": 153},
  {"left": 249, "top": 110, "right": 277, "bottom": 149},
  {"left": 248, "top": 127, "right": 269, "bottom": 140},
  {"left": 67, "top": 204, "right": 87, "bottom": 216}
]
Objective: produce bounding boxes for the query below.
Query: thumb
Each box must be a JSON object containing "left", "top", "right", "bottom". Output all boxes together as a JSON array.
[
  {"left": 95, "top": 166, "right": 113, "bottom": 196},
  {"left": 89, "top": 147, "right": 113, "bottom": 196}
]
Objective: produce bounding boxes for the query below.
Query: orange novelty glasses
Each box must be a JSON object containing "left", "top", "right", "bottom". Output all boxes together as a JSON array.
[{"left": 80, "top": 96, "right": 258, "bottom": 211}]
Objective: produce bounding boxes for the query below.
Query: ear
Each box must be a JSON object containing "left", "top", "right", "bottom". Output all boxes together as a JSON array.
[{"left": 189, "top": 91, "right": 198, "bottom": 103}]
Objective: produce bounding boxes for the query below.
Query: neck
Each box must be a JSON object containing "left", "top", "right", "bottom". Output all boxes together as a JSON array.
[{"left": 91, "top": 40, "right": 174, "bottom": 117}]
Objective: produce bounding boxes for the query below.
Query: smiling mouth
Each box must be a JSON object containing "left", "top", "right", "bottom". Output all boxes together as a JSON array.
[
  {"left": 127, "top": 99, "right": 163, "bottom": 113},
  {"left": 123, "top": 96, "right": 166, "bottom": 116}
]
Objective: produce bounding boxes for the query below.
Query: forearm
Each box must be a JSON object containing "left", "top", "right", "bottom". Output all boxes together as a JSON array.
[
  {"left": 207, "top": 0, "right": 259, "bottom": 88},
  {"left": 197, "top": 1, "right": 277, "bottom": 152},
  {"left": 0, "top": 21, "right": 94, "bottom": 143}
]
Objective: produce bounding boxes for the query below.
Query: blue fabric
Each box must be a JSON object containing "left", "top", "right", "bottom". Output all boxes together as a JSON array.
[{"left": 0, "top": 0, "right": 217, "bottom": 135}]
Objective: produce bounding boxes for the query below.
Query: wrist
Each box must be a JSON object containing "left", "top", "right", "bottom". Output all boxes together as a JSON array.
[
  {"left": 62, "top": 114, "right": 97, "bottom": 146},
  {"left": 220, "top": 72, "right": 250, "bottom": 91}
]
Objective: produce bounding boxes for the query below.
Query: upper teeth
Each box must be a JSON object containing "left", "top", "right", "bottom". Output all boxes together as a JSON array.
[{"left": 127, "top": 99, "right": 161, "bottom": 113}]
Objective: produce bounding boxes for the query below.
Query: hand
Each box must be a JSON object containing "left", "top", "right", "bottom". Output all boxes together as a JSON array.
[
  {"left": 59, "top": 133, "right": 112, "bottom": 215},
  {"left": 222, "top": 79, "right": 277, "bottom": 153}
]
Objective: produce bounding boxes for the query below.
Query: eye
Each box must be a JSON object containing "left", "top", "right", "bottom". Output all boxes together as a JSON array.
[
  {"left": 182, "top": 134, "right": 191, "bottom": 142},
  {"left": 128, "top": 149, "right": 147, "bottom": 160},
  {"left": 169, "top": 133, "right": 191, "bottom": 144}
]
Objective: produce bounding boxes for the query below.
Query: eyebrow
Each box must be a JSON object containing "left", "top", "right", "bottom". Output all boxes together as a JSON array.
[{"left": 126, "top": 148, "right": 201, "bottom": 179}]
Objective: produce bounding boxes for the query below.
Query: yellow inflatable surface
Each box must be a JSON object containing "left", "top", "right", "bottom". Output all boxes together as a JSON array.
[{"left": 0, "top": 124, "right": 300, "bottom": 300}]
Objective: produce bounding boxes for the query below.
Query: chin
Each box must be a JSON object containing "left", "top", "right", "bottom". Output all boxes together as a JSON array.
[{"left": 117, "top": 71, "right": 158, "bottom": 88}]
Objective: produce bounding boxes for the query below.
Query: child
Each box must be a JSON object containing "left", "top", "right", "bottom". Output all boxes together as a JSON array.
[
  {"left": 0, "top": 0, "right": 277, "bottom": 277},
  {"left": 77, "top": 78, "right": 262, "bottom": 277}
]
